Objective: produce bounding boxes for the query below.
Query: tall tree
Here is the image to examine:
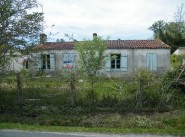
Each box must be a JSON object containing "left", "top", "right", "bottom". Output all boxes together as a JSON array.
[
  {"left": 75, "top": 36, "right": 107, "bottom": 103},
  {"left": 148, "top": 20, "right": 167, "bottom": 40},
  {"left": 149, "top": 4, "right": 185, "bottom": 53},
  {"left": 0, "top": 0, "right": 43, "bottom": 72}
]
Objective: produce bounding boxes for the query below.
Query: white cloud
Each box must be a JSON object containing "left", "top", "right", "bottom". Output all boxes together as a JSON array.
[{"left": 35, "top": 0, "right": 184, "bottom": 41}]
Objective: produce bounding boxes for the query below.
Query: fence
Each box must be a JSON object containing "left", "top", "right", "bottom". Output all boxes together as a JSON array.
[{"left": 0, "top": 72, "right": 180, "bottom": 124}]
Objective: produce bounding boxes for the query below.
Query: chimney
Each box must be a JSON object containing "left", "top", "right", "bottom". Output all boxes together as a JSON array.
[
  {"left": 40, "top": 33, "right": 47, "bottom": 44},
  {"left": 93, "top": 33, "right": 97, "bottom": 39}
]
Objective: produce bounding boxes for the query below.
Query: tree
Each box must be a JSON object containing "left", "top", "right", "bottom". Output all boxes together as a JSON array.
[
  {"left": 149, "top": 4, "right": 185, "bottom": 53},
  {"left": 0, "top": 0, "right": 43, "bottom": 72},
  {"left": 56, "top": 38, "right": 65, "bottom": 43},
  {"left": 174, "top": 3, "right": 185, "bottom": 23},
  {"left": 75, "top": 36, "right": 107, "bottom": 102},
  {"left": 148, "top": 20, "right": 167, "bottom": 40}
]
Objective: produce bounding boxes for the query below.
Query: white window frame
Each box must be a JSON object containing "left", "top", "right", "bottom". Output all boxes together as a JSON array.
[
  {"left": 105, "top": 53, "right": 128, "bottom": 72},
  {"left": 41, "top": 54, "right": 50, "bottom": 70},
  {"left": 111, "top": 54, "right": 121, "bottom": 70}
]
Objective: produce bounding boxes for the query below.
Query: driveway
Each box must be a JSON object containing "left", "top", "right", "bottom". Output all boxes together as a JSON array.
[{"left": 0, "top": 130, "right": 174, "bottom": 137}]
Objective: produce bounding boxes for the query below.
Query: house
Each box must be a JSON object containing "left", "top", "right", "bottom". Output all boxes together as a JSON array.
[
  {"left": 9, "top": 54, "right": 28, "bottom": 72},
  {"left": 32, "top": 34, "right": 171, "bottom": 76},
  {"left": 1, "top": 51, "right": 28, "bottom": 72},
  {"left": 173, "top": 47, "right": 185, "bottom": 65}
]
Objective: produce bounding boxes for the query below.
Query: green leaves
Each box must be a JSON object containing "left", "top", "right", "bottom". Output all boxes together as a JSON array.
[
  {"left": 0, "top": 0, "right": 43, "bottom": 72},
  {"left": 149, "top": 4, "right": 185, "bottom": 53},
  {"left": 75, "top": 37, "right": 107, "bottom": 79},
  {"left": 0, "top": 0, "right": 43, "bottom": 46}
]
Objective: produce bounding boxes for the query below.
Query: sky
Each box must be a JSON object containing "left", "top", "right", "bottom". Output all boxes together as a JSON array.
[{"left": 33, "top": 0, "right": 184, "bottom": 41}]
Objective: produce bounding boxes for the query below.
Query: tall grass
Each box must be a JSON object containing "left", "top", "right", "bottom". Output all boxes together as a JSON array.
[{"left": 0, "top": 70, "right": 185, "bottom": 127}]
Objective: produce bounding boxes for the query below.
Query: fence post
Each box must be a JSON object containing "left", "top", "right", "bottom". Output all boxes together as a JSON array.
[
  {"left": 16, "top": 72, "right": 23, "bottom": 122},
  {"left": 70, "top": 73, "right": 76, "bottom": 106},
  {"left": 136, "top": 78, "right": 144, "bottom": 110}
]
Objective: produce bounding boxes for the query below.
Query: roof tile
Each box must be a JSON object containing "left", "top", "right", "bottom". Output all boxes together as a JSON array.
[{"left": 34, "top": 40, "right": 170, "bottom": 50}]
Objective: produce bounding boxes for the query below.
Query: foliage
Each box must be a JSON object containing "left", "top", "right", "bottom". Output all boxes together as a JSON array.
[
  {"left": 0, "top": 0, "right": 43, "bottom": 72},
  {"left": 149, "top": 4, "right": 185, "bottom": 53},
  {"left": 1, "top": 111, "right": 185, "bottom": 135},
  {"left": 75, "top": 36, "right": 107, "bottom": 101},
  {"left": 149, "top": 20, "right": 185, "bottom": 53},
  {"left": 75, "top": 37, "right": 107, "bottom": 79},
  {"left": 1, "top": 69, "right": 185, "bottom": 130},
  {"left": 171, "top": 54, "right": 185, "bottom": 68}
]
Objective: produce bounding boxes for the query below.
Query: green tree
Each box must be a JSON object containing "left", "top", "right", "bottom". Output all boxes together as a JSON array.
[
  {"left": 75, "top": 36, "right": 107, "bottom": 102},
  {"left": 149, "top": 4, "right": 185, "bottom": 53},
  {"left": 148, "top": 20, "right": 167, "bottom": 40},
  {"left": 0, "top": 0, "right": 43, "bottom": 72}
]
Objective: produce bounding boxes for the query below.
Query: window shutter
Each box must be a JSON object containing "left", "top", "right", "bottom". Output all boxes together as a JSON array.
[
  {"left": 50, "top": 54, "right": 55, "bottom": 71},
  {"left": 35, "top": 54, "right": 41, "bottom": 71},
  {"left": 152, "top": 53, "right": 157, "bottom": 71},
  {"left": 121, "top": 53, "right": 128, "bottom": 71},
  {"left": 63, "top": 54, "right": 68, "bottom": 65},
  {"left": 147, "top": 53, "right": 157, "bottom": 71},
  {"left": 71, "top": 54, "right": 76, "bottom": 69},
  {"left": 105, "top": 55, "right": 111, "bottom": 71},
  {"left": 147, "top": 54, "right": 150, "bottom": 70}
]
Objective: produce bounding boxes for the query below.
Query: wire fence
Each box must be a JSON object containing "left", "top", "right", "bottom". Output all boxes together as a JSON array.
[{"left": 0, "top": 72, "right": 181, "bottom": 124}]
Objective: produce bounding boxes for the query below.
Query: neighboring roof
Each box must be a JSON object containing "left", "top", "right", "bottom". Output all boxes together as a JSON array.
[
  {"left": 173, "top": 47, "right": 185, "bottom": 55},
  {"left": 34, "top": 40, "right": 170, "bottom": 50}
]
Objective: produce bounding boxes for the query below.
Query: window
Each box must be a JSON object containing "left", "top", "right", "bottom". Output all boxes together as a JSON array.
[
  {"left": 36, "top": 54, "right": 55, "bottom": 71},
  {"left": 147, "top": 53, "right": 157, "bottom": 71},
  {"left": 63, "top": 53, "right": 76, "bottom": 69},
  {"left": 105, "top": 53, "right": 128, "bottom": 71},
  {"left": 41, "top": 54, "right": 50, "bottom": 69},
  {"left": 23, "top": 60, "right": 28, "bottom": 69},
  {"left": 111, "top": 54, "right": 121, "bottom": 69}
]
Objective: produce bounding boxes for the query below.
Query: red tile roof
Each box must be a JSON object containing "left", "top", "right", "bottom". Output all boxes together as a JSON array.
[
  {"left": 107, "top": 40, "right": 170, "bottom": 49},
  {"left": 34, "top": 40, "right": 170, "bottom": 50},
  {"left": 35, "top": 42, "right": 74, "bottom": 50}
]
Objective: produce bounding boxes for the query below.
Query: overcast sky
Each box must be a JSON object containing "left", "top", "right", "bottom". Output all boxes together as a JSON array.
[{"left": 34, "top": 0, "right": 184, "bottom": 41}]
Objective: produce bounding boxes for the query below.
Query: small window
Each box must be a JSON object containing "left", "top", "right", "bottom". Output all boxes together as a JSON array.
[
  {"left": 47, "top": 55, "right": 50, "bottom": 69},
  {"left": 41, "top": 54, "right": 50, "bottom": 70},
  {"left": 63, "top": 53, "right": 76, "bottom": 69},
  {"left": 23, "top": 60, "right": 28, "bottom": 69},
  {"left": 111, "top": 54, "right": 121, "bottom": 69}
]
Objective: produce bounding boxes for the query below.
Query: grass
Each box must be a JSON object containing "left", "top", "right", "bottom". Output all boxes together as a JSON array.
[
  {"left": 1, "top": 111, "right": 185, "bottom": 136},
  {"left": 1, "top": 74, "right": 185, "bottom": 136},
  {"left": 0, "top": 123, "right": 185, "bottom": 136}
]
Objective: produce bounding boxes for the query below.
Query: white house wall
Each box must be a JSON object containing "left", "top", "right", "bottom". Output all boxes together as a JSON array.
[
  {"left": 9, "top": 57, "right": 24, "bottom": 71},
  {"left": 99, "top": 49, "right": 170, "bottom": 77},
  {"left": 33, "top": 50, "right": 76, "bottom": 73},
  {"left": 133, "top": 49, "right": 171, "bottom": 72},
  {"left": 33, "top": 48, "right": 171, "bottom": 76}
]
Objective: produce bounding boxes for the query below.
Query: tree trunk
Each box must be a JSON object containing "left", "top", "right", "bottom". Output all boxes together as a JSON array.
[
  {"left": 70, "top": 73, "right": 76, "bottom": 106},
  {"left": 90, "top": 80, "right": 96, "bottom": 110}
]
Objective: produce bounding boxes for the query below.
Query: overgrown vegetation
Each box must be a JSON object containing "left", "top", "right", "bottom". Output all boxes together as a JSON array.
[{"left": 0, "top": 68, "right": 185, "bottom": 134}]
